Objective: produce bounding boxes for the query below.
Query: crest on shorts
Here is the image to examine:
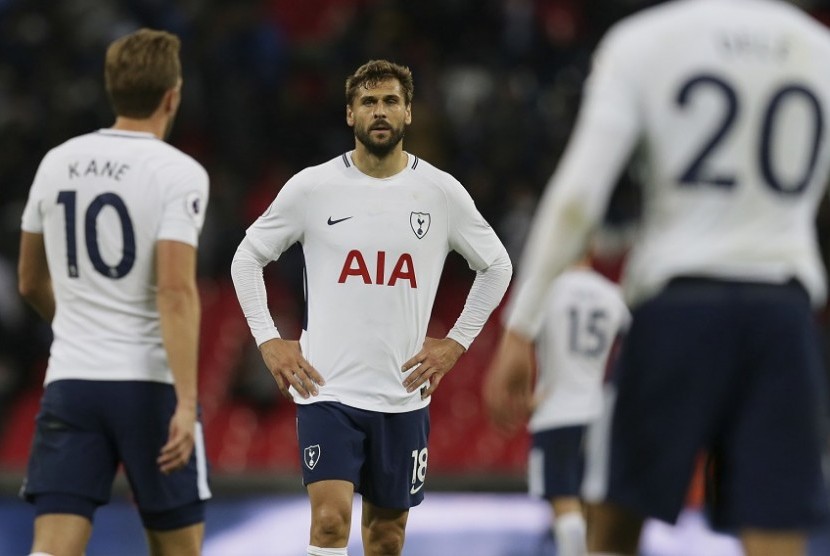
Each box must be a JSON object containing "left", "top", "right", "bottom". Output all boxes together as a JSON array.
[
  {"left": 303, "top": 444, "right": 321, "bottom": 470},
  {"left": 410, "top": 212, "right": 431, "bottom": 239}
]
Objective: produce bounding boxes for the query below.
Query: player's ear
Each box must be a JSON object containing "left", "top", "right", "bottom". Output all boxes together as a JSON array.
[
  {"left": 346, "top": 104, "right": 355, "bottom": 127},
  {"left": 163, "top": 78, "right": 182, "bottom": 116}
]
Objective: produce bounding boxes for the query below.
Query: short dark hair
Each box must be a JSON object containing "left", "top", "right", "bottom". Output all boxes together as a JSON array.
[
  {"left": 345, "top": 60, "right": 414, "bottom": 106},
  {"left": 104, "top": 28, "right": 181, "bottom": 118}
]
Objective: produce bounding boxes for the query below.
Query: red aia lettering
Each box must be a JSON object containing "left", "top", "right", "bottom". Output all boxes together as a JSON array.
[
  {"left": 338, "top": 249, "right": 372, "bottom": 284},
  {"left": 338, "top": 250, "right": 417, "bottom": 287},
  {"left": 388, "top": 253, "right": 415, "bottom": 286}
]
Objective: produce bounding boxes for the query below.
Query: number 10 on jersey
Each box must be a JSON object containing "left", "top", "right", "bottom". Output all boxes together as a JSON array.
[{"left": 57, "top": 190, "right": 136, "bottom": 279}]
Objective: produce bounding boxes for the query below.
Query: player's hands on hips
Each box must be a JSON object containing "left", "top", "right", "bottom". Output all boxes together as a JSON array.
[
  {"left": 259, "top": 338, "right": 325, "bottom": 400},
  {"left": 402, "top": 336, "right": 466, "bottom": 399},
  {"left": 158, "top": 405, "right": 196, "bottom": 474},
  {"left": 483, "top": 330, "right": 534, "bottom": 433}
]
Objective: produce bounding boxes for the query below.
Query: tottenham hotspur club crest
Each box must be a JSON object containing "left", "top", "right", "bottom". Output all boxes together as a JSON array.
[
  {"left": 304, "top": 444, "right": 321, "bottom": 470},
  {"left": 410, "top": 212, "right": 431, "bottom": 239}
]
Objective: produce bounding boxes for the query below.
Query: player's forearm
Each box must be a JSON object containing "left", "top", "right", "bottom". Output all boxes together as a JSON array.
[
  {"left": 506, "top": 104, "right": 637, "bottom": 337},
  {"left": 231, "top": 238, "right": 281, "bottom": 346},
  {"left": 158, "top": 283, "right": 200, "bottom": 410},
  {"left": 505, "top": 190, "right": 595, "bottom": 338},
  {"left": 19, "top": 279, "right": 55, "bottom": 323},
  {"left": 18, "top": 231, "right": 56, "bottom": 322},
  {"left": 447, "top": 252, "right": 512, "bottom": 349}
]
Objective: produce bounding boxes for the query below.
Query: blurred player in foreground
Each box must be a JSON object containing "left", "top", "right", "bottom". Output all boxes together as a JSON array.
[
  {"left": 485, "top": 1, "right": 830, "bottom": 555},
  {"left": 231, "top": 60, "right": 511, "bottom": 556},
  {"left": 18, "top": 28, "right": 210, "bottom": 556}
]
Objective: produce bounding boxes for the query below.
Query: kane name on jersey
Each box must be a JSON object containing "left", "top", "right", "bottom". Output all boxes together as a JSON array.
[{"left": 69, "top": 159, "right": 131, "bottom": 181}]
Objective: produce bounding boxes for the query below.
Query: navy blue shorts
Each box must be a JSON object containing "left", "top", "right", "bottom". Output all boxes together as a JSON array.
[
  {"left": 22, "top": 380, "right": 211, "bottom": 530},
  {"left": 296, "top": 402, "right": 430, "bottom": 510},
  {"left": 606, "top": 278, "right": 829, "bottom": 530},
  {"left": 528, "top": 425, "right": 586, "bottom": 500}
]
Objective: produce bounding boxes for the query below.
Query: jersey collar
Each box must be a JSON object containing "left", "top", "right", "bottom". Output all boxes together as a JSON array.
[
  {"left": 343, "top": 151, "right": 416, "bottom": 178},
  {"left": 96, "top": 128, "right": 157, "bottom": 140}
]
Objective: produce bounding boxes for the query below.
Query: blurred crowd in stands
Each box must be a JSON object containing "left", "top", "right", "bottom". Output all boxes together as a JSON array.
[{"left": 1, "top": 0, "right": 828, "bottom": 421}]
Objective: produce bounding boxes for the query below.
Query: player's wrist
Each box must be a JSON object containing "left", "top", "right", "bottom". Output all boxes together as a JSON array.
[
  {"left": 255, "top": 328, "right": 281, "bottom": 348},
  {"left": 444, "top": 336, "right": 467, "bottom": 357},
  {"left": 444, "top": 331, "right": 471, "bottom": 352},
  {"left": 175, "top": 396, "right": 198, "bottom": 413}
]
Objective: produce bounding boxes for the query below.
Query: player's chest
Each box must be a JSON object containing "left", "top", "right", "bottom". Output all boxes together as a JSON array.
[{"left": 305, "top": 186, "right": 447, "bottom": 251}]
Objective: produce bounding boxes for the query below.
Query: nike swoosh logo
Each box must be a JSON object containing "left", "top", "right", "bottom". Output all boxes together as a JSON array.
[
  {"left": 410, "top": 482, "right": 425, "bottom": 495},
  {"left": 327, "top": 216, "right": 353, "bottom": 225}
]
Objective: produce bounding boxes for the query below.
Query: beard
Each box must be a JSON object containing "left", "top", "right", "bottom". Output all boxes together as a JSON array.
[{"left": 354, "top": 123, "right": 405, "bottom": 157}]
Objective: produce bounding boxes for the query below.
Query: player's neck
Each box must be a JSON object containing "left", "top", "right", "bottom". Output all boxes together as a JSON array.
[
  {"left": 111, "top": 116, "right": 168, "bottom": 141},
  {"left": 572, "top": 256, "right": 592, "bottom": 270},
  {"left": 350, "top": 146, "right": 408, "bottom": 179}
]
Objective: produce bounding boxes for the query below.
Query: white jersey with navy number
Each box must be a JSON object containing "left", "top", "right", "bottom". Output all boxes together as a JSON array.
[
  {"left": 530, "top": 269, "right": 630, "bottom": 432},
  {"left": 20, "top": 129, "right": 209, "bottom": 385},
  {"left": 507, "top": 0, "right": 830, "bottom": 336},
  {"left": 243, "top": 152, "right": 509, "bottom": 413}
]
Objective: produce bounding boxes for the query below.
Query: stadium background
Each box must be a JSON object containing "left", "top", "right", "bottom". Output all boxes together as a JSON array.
[{"left": 0, "top": 1, "right": 829, "bottom": 554}]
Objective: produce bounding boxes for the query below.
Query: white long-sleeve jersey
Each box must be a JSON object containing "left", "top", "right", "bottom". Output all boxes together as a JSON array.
[
  {"left": 232, "top": 152, "right": 512, "bottom": 413},
  {"left": 507, "top": 0, "right": 830, "bottom": 337}
]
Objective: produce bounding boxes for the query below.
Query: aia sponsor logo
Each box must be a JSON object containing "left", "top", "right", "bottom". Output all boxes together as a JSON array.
[{"left": 338, "top": 250, "right": 417, "bottom": 287}]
